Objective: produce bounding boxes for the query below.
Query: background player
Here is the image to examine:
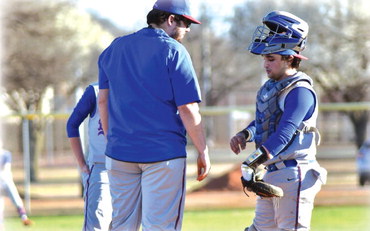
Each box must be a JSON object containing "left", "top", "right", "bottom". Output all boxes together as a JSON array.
[
  {"left": 230, "top": 11, "right": 327, "bottom": 230},
  {"left": 66, "top": 82, "right": 111, "bottom": 231},
  {"left": 0, "top": 145, "right": 32, "bottom": 230},
  {"left": 357, "top": 138, "right": 370, "bottom": 186},
  {"left": 98, "top": 0, "right": 211, "bottom": 230}
]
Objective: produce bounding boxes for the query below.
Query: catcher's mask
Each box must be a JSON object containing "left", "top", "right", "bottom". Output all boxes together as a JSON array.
[{"left": 249, "top": 11, "right": 308, "bottom": 57}]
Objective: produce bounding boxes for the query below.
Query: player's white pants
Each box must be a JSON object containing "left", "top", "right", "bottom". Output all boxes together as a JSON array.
[
  {"left": 0, "top": 172, "right": 27, "bottom": 228},
  {"left": 81, "top": 163, "right": 112, "bottom": 231},
  {"left": 0, "top": 173, "right": 26, "bottom": 213},
  {"left": 251, "top": 163, "right": 326, "bottom": 231},
  {"left": 106, "top": 156, "right": 186, "bottom": 231}
]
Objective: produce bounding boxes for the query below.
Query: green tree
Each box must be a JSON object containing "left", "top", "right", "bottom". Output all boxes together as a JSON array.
[
  {"left": 183, "top": 4, "right": 261, "bottom": 107},
  {"left": 2, "top": 0, "right": 113, "bottom": 181},
  {"left": 305, "top": 0, "right": 370, "bottom": 148}
]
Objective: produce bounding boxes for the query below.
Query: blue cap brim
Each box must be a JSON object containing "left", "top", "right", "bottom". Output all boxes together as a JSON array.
[{"left": 273, "top": 49, "right": 308, "bottom": 60}]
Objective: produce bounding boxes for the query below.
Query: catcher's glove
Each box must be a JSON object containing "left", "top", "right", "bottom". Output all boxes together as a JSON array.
[{"left": 241, "top": 175, "right": 284, "bottom": 198}]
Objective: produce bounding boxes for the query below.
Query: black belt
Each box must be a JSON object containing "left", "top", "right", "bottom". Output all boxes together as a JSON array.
[{"left": 266, "top": 159, "right": 298, "bottom": 172}]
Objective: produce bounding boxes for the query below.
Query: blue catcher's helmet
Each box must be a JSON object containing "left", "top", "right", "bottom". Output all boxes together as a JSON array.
[{"left": 249, "top": 11, "right": 309, "bottom": 56}]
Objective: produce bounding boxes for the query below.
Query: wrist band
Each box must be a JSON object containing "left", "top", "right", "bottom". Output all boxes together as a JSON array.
[{"left": 241, "top": 129, "right": 250, "bottom": 140}]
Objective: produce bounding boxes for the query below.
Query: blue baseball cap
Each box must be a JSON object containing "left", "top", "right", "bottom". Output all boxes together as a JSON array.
[
  {"left": 153, "top": 0, "right": 201, "bottom": 24},
  {"left": 273, "top": 49, "right": 308, "bottom": 60}
]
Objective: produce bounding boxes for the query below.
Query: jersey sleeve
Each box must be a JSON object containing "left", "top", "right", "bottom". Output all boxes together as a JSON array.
[
  {"left": 168, "top": 46, "right": 201, "bottom": 106},
  {"left": 245, "top": 120, "right": 256, "bottom": 142},
  {"left": 99, "top": 38, "right": 121, "bottom": 90},
  {"left": 263, "top": 87, "right": 315, "bottom": 155},
  {"left": 98, "top": 49, "right": 110, "bottom": 90},
  {"left": 66, "top": 85, "right": 96, "bottom": 138}
]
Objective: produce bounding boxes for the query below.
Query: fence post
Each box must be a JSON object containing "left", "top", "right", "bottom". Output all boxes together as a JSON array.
[
  {"left": 46, "top": 117, "right": 54, "bottom": 164},
  {"left": 22, "top": 117, "right": 31, "bottom": 213}
]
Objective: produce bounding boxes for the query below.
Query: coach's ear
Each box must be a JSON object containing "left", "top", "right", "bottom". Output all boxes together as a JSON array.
[
  {"left": 287, "top": 55, "right": 294, "bottom": 64},
  {"left": 167, "top": 14, "right": 176, "bottom": 26}
]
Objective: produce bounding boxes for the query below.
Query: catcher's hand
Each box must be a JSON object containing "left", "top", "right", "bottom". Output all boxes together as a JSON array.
[
  {"left": 241, "top": 176, "right": 284, "bottom": 198},
  {"left": 230, "top": 132, "right": 247, "bottom": 154}
]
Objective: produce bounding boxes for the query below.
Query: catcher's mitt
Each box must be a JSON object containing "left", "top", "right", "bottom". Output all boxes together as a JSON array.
[{"left": 241, "top": 176, "right": 284, "bottom": 198}]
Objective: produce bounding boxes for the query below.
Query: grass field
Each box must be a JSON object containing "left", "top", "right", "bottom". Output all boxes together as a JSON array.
[
  {"left": 5, "top": 152, "right": 370, "bottom": 230},
  {"left": 4, "top": 205, "right": 370, "bottom": 231}
]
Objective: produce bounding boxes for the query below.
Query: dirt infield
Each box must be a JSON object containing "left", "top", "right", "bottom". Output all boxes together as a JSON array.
[
  {"left": 6, "top": 179, "right": 369, "bottom": 216},
  {"left": 186, "top": 184, "right": 370, "bottom": 210},
  {"left": 4, "top": 156, "right": 370, "bottom": 216},
  {"left": 5, "top": 183, "right": 369, "bottom": 217},
  {"left": 185, "top": 161, "right": 370, "bottom": 210}
]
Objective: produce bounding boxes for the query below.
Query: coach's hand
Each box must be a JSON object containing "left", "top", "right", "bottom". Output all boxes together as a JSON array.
[{"left": 197, "top": 149, "right": 211, "bottom": 181}]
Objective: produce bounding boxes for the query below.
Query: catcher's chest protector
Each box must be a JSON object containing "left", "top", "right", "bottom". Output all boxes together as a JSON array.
[{"left": 254, "top": 72, "right": 313, "bottom": 147}]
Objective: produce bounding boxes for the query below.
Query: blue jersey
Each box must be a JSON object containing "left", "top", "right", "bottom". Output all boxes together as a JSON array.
[
  {"left": 66, "top": 84, "right": 106, "bottom": 163},
  {"left": 66, "top": 85, "right": 96, "bottom": 138},
  {"left": 98, "top": 27, "right": 201, "bottom": 163}
]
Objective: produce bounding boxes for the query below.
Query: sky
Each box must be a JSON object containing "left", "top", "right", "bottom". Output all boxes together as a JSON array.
[{"left": 77, "top": 0, "right": 246, "bottom": 32}]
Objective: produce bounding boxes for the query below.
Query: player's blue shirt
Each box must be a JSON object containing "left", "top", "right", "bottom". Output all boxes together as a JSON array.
[
  {"left": 66, "top": 85, "right": 96, "bottom": 138},
  {"left": 98, "top": 27, "right": 201, "bottom": 163},
  {"left": 247, "top": 87, "right": 315, "bottom": 156}
]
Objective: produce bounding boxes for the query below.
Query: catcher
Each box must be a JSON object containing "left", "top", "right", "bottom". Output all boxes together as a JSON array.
[{"left": 230, "top": 11, "right": 327, "bottom": 231}]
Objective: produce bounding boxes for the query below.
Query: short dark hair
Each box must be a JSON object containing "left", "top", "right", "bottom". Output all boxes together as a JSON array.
[
  {"left": 281, "top": 55, "right": 301, "bottom": 69},
  {"left": 147, "top": 9, "right": 186, "bottom": 26}
]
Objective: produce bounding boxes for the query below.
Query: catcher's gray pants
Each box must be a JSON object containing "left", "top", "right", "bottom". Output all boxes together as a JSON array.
[
  {"left": 106, "top": 156, "right": 186, "bottom": 231},
  {"left": 251, "top": 163, "right": 326, "bottom": 231},
  {"left": 81, "top": 163, "right": 112, "bottom": 231}
]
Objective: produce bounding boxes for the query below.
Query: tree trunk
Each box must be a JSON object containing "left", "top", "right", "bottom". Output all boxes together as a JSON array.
[
  {"left": 29, "top": 120, "right": 39, "bottom": 182},
  {"left": 347, "top": 110, "right": 369, "bottom": 149}
]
